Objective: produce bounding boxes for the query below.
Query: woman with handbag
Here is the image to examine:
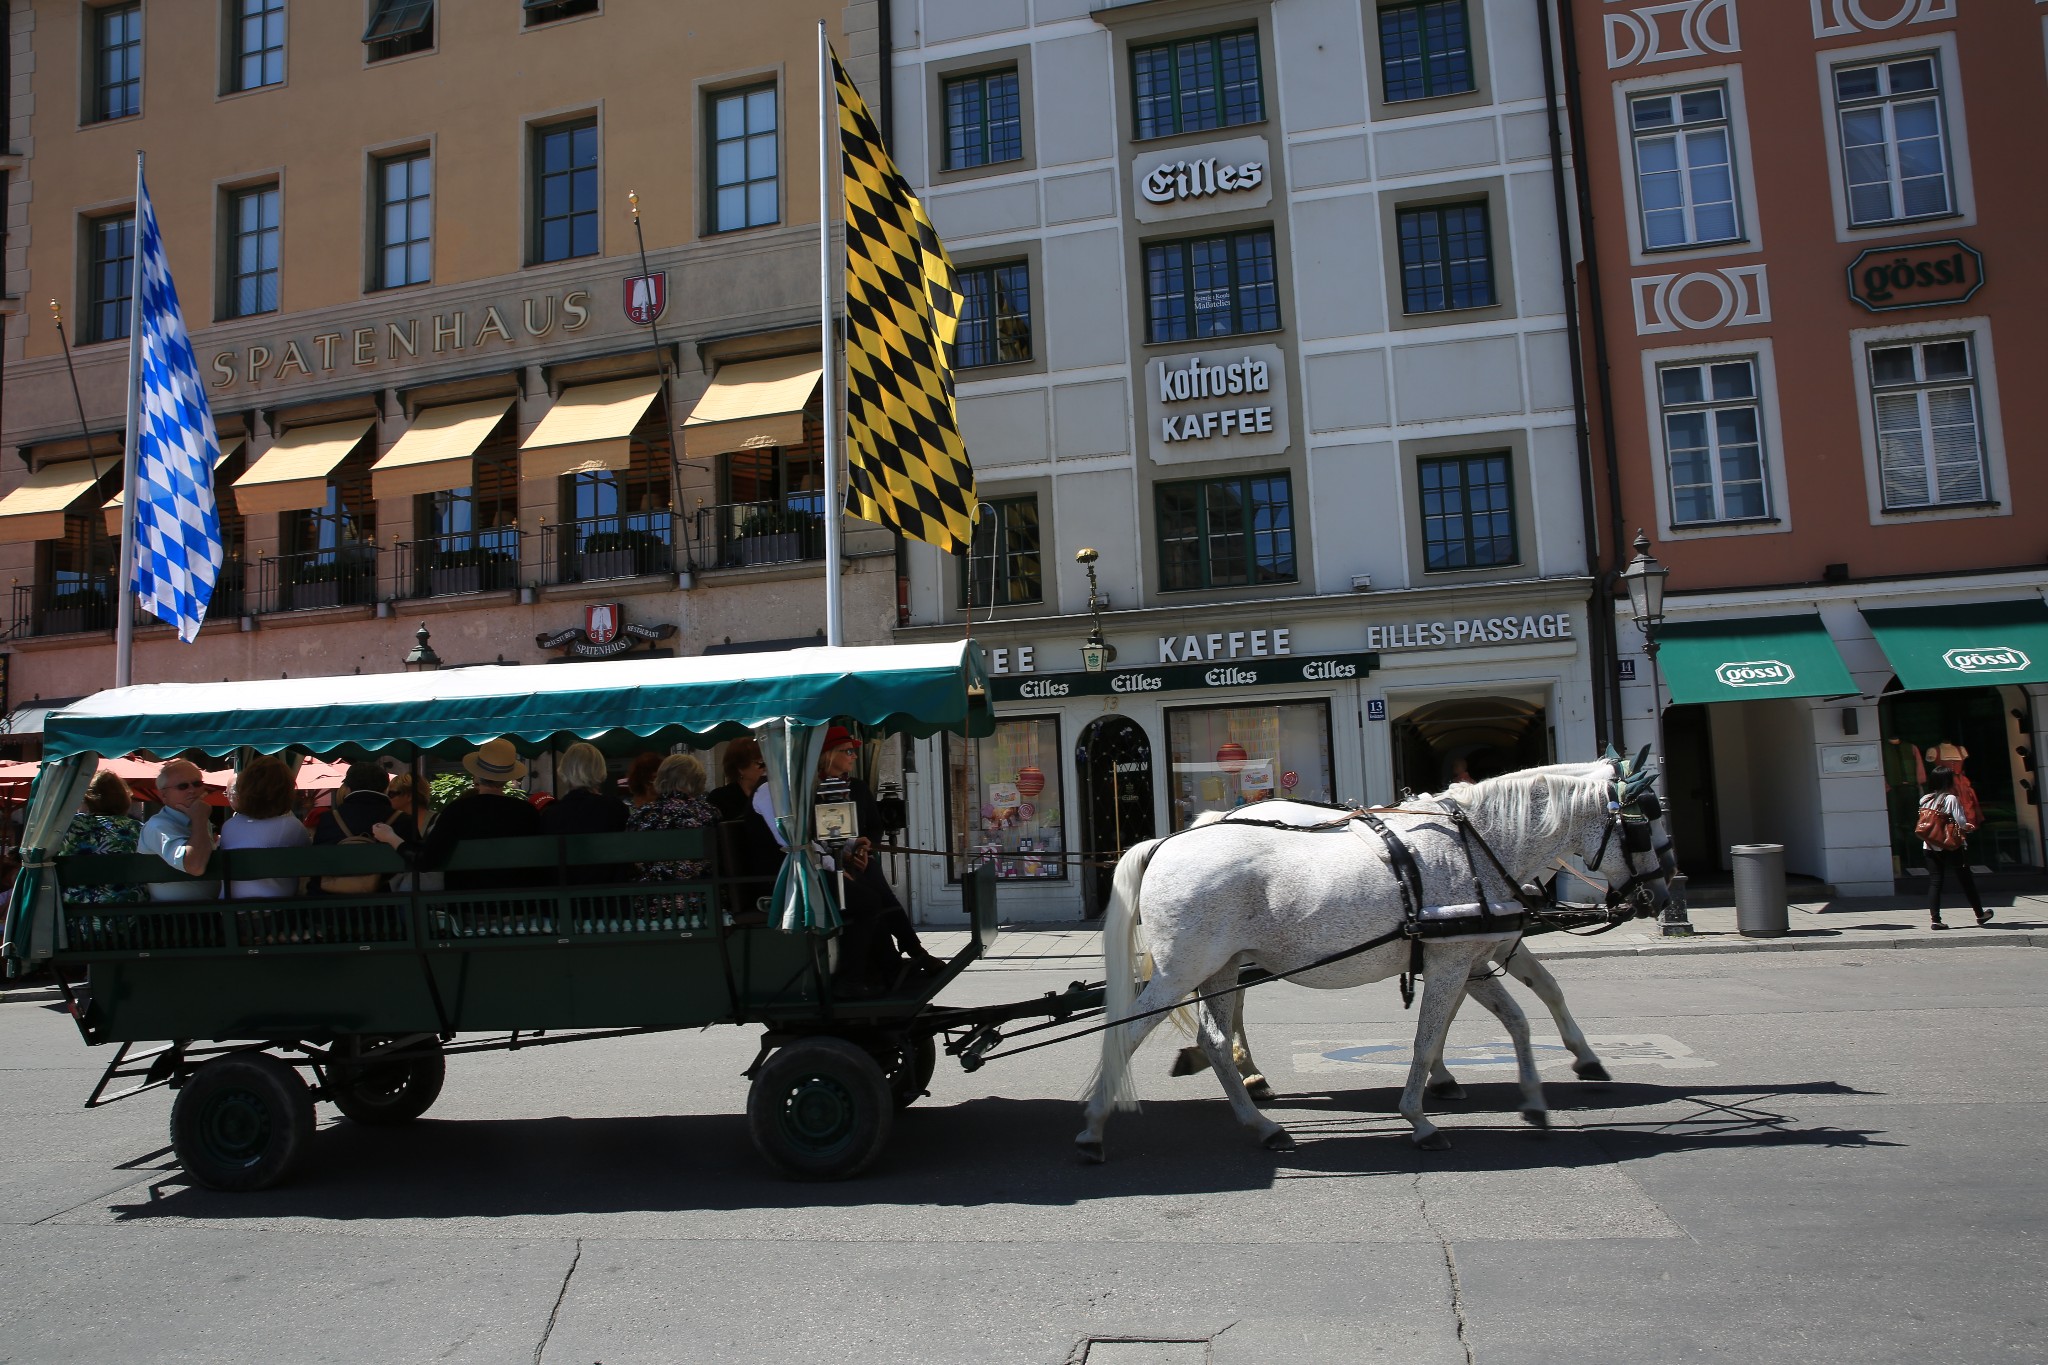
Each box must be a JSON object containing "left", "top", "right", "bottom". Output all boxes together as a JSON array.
[{"left": 1917, "top": 765, "right": 1990, "bottom": 930}]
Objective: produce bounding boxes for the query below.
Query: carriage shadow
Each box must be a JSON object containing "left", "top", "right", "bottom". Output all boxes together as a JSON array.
[{"left": 101, "top": 1079, "right": 1892, "bottom": 1222}]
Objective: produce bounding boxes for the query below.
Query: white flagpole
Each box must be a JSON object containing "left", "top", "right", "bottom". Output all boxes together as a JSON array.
[
  {"left": 818, "top": 21, "right": 844, "bottom": 648},
  {"left": 113, "top": 151, "right": 144, "bottom": 689}
]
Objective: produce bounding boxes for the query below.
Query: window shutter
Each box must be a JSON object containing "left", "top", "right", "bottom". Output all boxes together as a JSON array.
[{"left": 1874, "top": 392, "right": 1930, "bottom": 508}]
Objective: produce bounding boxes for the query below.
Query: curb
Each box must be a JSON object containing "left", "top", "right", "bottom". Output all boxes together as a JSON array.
[{"left": 1530, "top": 928, "right": 2048, "bottom": 960}]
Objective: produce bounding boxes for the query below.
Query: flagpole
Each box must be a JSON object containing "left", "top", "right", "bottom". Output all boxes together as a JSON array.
[
  {"left": 818, "top": 21, "right": 844, "bottom": 648},
  {"left": 113, "top": 152, "right": 144, "bottom": 689}
]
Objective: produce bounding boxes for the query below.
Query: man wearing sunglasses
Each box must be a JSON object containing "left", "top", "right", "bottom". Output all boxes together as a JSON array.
[{"left": 137, "top": 760, "right": 221, "bottom": 901}]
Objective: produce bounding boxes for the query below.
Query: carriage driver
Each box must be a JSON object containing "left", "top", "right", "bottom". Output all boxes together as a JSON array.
[{"left": 813, "top": 727, "right": 943, "bottom": 992}]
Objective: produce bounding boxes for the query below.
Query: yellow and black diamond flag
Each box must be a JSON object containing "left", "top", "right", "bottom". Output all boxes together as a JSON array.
[{"left": 834, "top": 51, "right": 977, "bottom": 555}]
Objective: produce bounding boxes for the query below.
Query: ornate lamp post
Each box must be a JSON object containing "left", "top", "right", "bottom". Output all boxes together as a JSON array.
[
  {"left": 403, "top": 622, "right": 442, "bottom": 672},
  {"left": 1075, "top": 547, "right": 1116, "bottom": 673},
  {"left": 1621, "top": 531, "right": 1691, "bottom": 935}
]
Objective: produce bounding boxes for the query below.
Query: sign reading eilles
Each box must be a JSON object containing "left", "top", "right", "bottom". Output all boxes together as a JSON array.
[
  {"left": 624, "top": 271, "right": 667, "bottom": 326},
  {"left": 1944, "top": 645, "right": 2029, "bottom": 676},
  {"left": 1714, "top": 659, "right": 1796, "bottom": 689},
  {"left": 536, "top": 602, "right": 677, "bottom": 659}
]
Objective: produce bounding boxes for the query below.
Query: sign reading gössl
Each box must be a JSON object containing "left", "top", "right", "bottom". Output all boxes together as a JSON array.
[
  {"left": 1847, "top": 239, "right": 1984, "bottom": 313},
  {"left": 1146, "top": 343, "right": 1290, "bottom": 465},
  {"left": 1944, "top": 645, "right": 2029, "bottom": 676},
  {"left": 1714, "top": 659, "right": 1796, "bottom": 688}
]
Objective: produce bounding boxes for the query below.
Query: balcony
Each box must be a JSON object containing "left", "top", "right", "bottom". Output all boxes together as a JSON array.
[
  {"left": 255, "top": 545, "right": 379, "bottom": 614},
  {"left": 9, "top": 580, "right": 114, "bottom": 638},
  {"left": 392, "top": 531, "right": 521, "bottom": 600},
  {"left": 545, "top": 512, "right": 677, "bottom": 585},
  {"left": 691, "top": 498, "right": 827, "bottom": 570}
]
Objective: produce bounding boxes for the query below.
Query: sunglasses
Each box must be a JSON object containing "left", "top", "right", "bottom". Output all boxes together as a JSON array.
[{"left": 162, "top": 780, "right": 203, "bottom": 792}]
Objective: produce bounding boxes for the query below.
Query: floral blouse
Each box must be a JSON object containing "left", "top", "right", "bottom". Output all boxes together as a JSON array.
[
  {"left": 58, "top": 813, "right": 148, "bottom": 904},
  {"left": 627, "top": 794, "right": 721, "bottom": 882}
]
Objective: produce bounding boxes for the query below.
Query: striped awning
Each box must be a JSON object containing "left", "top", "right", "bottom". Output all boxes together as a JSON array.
[
  {"left": 520, "top": 376, "right": 664, "bottom": 481},
  {"left": 682, "top": 354, "right": 821, "bottom": 460},
  {"left": 232, "top": 420, "right": 374, "bottom": 515},
  {"left": 370, "top": 399, "right": 512, "bottom": 500}
]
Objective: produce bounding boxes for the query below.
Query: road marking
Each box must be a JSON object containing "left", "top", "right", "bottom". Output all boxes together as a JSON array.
[{"left": 1289, "top": 1033, "right": 1714, "bottom": 1075}]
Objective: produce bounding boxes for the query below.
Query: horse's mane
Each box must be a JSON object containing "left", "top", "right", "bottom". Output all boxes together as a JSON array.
[{"left": 1446, "top": 761, "right": 1609, "bottom": 840}]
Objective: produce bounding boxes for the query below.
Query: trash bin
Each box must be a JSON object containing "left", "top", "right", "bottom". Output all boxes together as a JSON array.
[{"left": 1730, "top": 843, "right": 1788, "bottom": 937}]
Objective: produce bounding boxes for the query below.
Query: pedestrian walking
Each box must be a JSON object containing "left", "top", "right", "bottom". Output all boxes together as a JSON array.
[{"left": 1917, "top": 765, "right": 1991, "bottom": 930}]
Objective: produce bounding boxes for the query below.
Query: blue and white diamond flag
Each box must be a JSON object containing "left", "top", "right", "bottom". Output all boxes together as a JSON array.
[{"left": 130, "top": 170, "right": 223, "bottom": 643}]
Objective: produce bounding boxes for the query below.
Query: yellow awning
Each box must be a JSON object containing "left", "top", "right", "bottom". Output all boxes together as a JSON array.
[
  {"left": 369, "top": 399, "right": 512, "bottom": 500},
  {"left": 520, "top": 376, "right": 664, "bottom": 481},
  {"left": 103, "top": 438, "right": 244, "bottom": 535},
  {"left": 0, "top": 462, "right": 106, "bottom": 544},
  {"left": 682, "top": 353, "right": 821, "bottom": 460},
  {"left": 232, "top": 420, "right": 374, "bottom": 515}
]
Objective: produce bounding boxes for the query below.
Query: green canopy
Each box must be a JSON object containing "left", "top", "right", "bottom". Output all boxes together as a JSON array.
[
  {"left": 1655, "top": 614, "right": 1859, "bottom": 705},
  {"left": 1862, "top": 598, "right": 2048, "bottom": 692},
  {"left": 40, "top": 641, "right": 993, "bottom": 761}
]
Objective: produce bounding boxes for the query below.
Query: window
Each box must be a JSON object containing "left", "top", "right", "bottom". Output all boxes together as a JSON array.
[
  {"left": 963, "top": 496, "right": 1041, "bottom": 609},
  {"left": 710, "top": 84, "right": 778, "bottom": 232},
  {"left": 1144, "top": 228, "right": 1278, "bottom": 344},
  {"left": 1131, "top": 29, "right": 1263, "bottom": 140},
  {"left": 84, "top": 212, "right": 135, "bottom": 343},
  {"left": 1419, "top": 452, "right": 1516, "bottom": 572},
  {"left": 1658, "top": 359, "right": 1769, "bottom": 525},
  {"left": 45, "top": 511, "right": 116, "bottom": 633},
  {"left": 564, "top": 408, "right": 674, "bottom": 580},
  {"left": 92, "top": 4, "right": 142, "bottom": 122},
  {"left": 948, "top": 717, "right": 1066, "bottom": 881},
  {"left": 417, "top": 449, "right": 518, "bottom": 594},
  {"left": 283, "top": 454, "right": 377, "bottom": 609},
  {"left": 1166, "top": 702, "right": 1334, "bottom": 830},
  {"left": 362, "top": 0, "right": 432, "bottom": 62},
  {"left": 1833, "top": 55, "right": 1952, "bottom": 227},
  {"left": 957, "top": 261, "right": 1031, "bottom": 369},
  {"left": 1378, "top": 1, "right": 1474, "bottom": 103},
  {"left": 1157, "top": 473, "right": 1294, "bottom": 592},
  {"left": 943, "top": 68, "right": 1022, "bottom": 170},
  {"left": 1869, "top": 338, "right": 1984, "bottom": 510},
  {"left": 533, "top": 118, "right": 598, "bottom": 263},
  {"left": 523, "top": 0, "right": 597, "bottom": 24},
  {"left": 231, "top": 0, "right": 285, "bottom": 92},
  {"left": 1630, "top": 86, "right": 1740, "bottom": 249},
  {"left": 227, "top": 184, "right": 280, "bottom": 318},
  {"left": 376, "top": 151, "right": 432, "bottom": 289},
  {"left": 1397, "top": 202, "right": 1494, "bottom": 314}
]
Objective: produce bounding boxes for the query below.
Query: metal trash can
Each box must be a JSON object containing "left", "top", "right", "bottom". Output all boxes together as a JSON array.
[{"left": 1730, "top": 843, "right": 1788, "bottom": 937}]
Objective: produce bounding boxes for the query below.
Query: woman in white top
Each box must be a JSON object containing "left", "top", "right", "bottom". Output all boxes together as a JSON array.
[
  {"left": 219, "top": 755, "right": 311, "bottom": 900},
  {"left": 1919, "top": 764, "right": 1989, "bottom": 930}
]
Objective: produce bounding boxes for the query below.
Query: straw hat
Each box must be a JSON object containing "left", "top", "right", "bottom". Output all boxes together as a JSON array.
[{"left": 462, "top": 738, "right": 528, "bottom": 785}]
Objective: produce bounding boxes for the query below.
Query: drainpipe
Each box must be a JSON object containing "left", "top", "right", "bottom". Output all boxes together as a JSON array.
[
  {"left": 1536, "top": 0, "right": 1610, "bottom": 748},
  {"left": 1554, "top": 0, "right": 1629, "bottom": 743}
]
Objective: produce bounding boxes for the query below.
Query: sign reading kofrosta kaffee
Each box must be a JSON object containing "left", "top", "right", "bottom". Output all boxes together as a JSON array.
[{"left": 1145, "top": 343, "right": 1290, "bottom": 464}]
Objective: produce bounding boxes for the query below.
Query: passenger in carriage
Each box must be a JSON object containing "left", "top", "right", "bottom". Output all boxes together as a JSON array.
[
  {"left": 138, "top": 759, "right": 221, "bottom": 901},
  {"left": 311, "top": 762, "right": 393, "bottom": 849},
  {"left": 540, "top": 742, "right": 628, "bottom": 884},
  {"left": 218, "top": 756, "right": 311, "bottom": 899},
  {"left": 814, "top": 727, "right": 944, "bottom": 992},
  {"left": 372, "top": 739, "right": 540, "bottom": 891},
  {"left": 706, "top": 738, "right": 783, "bottom": 882},
  {"left": 56, "top": 770, "right": 148, "bottom": 905},
  {"left": 627, "top": 754, "right": 720, "bottom": 880}
]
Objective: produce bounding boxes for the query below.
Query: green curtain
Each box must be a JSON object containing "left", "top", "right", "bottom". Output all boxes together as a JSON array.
[
  {"left": 755, "top": 721, "right": 840, "bottom": 936},
  {"left": 3, "top": 753, "right": 99, "bottom": 969}
]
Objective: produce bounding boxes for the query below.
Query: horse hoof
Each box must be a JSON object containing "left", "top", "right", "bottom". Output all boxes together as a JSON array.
[
  {"left": 1412, "top": 1131, "right": 1453, "bottom": 1152},
  {"left": 1574, "top": 1061, "right": 1612, "bottom": 1083},
  {"left": 1168, "top": 1046, "right": 1209, "bottom": 1078},
  {"left": 1246, "top": 1078, "right": 1276, "bottom": 1105},
  {"left": 1074, "top": 1139, "right": 1106, "bottom": 1165},
  {"left": 1261, "top": 1129, "right": 1296, "bottom": 1153},
  {"left": 1521, "top": 1108, "right": 1550, "bottom": 1130},
  {"left": 1427, "top": 1081, "right": 1468, "bottom": 1102}
]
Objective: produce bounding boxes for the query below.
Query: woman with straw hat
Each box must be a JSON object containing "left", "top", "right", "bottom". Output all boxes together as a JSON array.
[{"left": 373, "top": 739, "right": 539, "bottom": 891}]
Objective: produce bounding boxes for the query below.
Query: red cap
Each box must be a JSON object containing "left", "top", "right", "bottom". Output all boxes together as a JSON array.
[{"left": 823, "top": 725, "right": 859, "bottom": 752}]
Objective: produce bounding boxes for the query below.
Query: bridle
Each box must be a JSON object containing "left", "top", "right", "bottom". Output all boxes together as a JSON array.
[{"left": 1583, "top": 758, "right": 1676, "bottom": 910}]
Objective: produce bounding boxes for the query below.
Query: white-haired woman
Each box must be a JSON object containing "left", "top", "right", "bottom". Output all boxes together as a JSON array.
[
  {"left": 627, "top": 753, "right": 721, "bottom": 882},
  {"left": 541, "top": 741, "right": 627, "bottom": 883}
]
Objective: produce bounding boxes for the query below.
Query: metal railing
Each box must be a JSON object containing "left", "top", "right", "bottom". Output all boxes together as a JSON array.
[
  {"left": 542, "top": 511, "right": 676, "bottom": 585},
  {"left": 254, "top": 544, "right": 380, "bottom": 615},
  {"left": 9, "top": 580, "right": 115, "bottom": 638},
  {"left": 690, "top": 497, "right": 827, "bottom": 571},
  {"left": 391, "top": 531, "right": 522, "bottom": 601}
]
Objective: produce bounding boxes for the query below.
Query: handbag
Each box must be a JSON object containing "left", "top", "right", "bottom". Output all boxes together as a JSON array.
[
  {"left": 1914, "top": 798, "right": 1966, "bottom": 852},
  {"left": 323, "top": 808, "right": 387, "bottom": 894}
]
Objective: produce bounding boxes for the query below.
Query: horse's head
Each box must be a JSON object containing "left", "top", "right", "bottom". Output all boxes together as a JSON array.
[{"left": 1577, "top": 745, "right": 1677, "bottom": 915}]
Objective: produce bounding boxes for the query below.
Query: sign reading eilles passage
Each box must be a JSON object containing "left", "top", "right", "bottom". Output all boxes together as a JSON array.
[
  {"left": 1944, "top": 646, "right": 2029, "bottom": 676},
  {"left": 1714, "top": 659, "right": 1796, "bottom": 689}
]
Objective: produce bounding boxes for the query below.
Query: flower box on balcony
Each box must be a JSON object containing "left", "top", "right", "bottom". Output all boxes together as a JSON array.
[{"left": 735, "top": 533, "right": 803, "bottom": 567}]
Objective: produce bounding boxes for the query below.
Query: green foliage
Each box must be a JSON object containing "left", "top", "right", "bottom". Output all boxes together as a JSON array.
[
  {"left": 428, "top": 772, "right": 473, "bottom": 807},
  {"left": 737, "top": 507, "right": 819, "bottom": 539}
]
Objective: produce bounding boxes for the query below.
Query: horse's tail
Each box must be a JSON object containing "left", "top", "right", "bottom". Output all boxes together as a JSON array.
[{"left": 1090, "top": 835, "right": 1165, "bottom": 1112}]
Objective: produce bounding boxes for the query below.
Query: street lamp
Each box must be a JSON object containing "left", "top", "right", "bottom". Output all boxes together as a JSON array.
[
  {"left": 1621, "top": 531, "right": 1691, "bottom": 936},
  {"left": 403, "top": 622, "right": 442, "bottom": 672},
  {"left": 1075, "top": 547, "right": 1116, "bottom": 673}
]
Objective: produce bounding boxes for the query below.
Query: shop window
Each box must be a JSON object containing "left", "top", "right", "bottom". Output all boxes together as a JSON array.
[
  {"left": 1419, "top": 452, "right": 1516, "bottom": 572},
  {"left": 1166, "top": 701, "right": 1332, "bottom": 830},
  {"left": 91, "top": 3, "right": 142, "bottom": 122},
  {"left": 948, "top": 716, "right": 1066, "bottom": 880},
  {"left": 962, "top": 495, "right": 1041, "bottom": 609},
  {"left": 1396, "top": 202, "right": 1494, "bottom": 314},
  {"left": 1832, "top": 54, "right": 1952, "bottom": 228},
  {"left": 943, "top": 67, "right": 1023, "bottom": 170},
  {"left": 1630, "top": 85, "right": 1741, "bottom": 249},
  {"left": 363, "top": 0, "right": 433, "bottom": 62},
  {"left": 1869, "top": 337, "right": 1985, "bottom": 510},
  {"left": 1378, "top": 0, "right": 1474, "bottom": 103},
  {"left": 957, "top": 260, "right": 1032, "bottom": 368},
  {"left": 1144, "top": 228, "right": 1279, "bottom": 344},
  {"left": 532, "top": 117, "right": 598, "bottom": 263},
  {"left": 1156, "top": 472, "right": 1294, "bottom": 592},
  {"left": 230, "top": 0, "right": 285, "bottom": 93},
  {"left": 1657, "top": 358, "right": 1770, "bottom": 525},
  {"left": 709, "top": 83, "right": 778, "bottom": 233},
  {"left": 1130, "top": 28, "right": 1263, "bottom": 140}
]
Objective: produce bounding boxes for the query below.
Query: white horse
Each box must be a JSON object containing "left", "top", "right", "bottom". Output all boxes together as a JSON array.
[{"left": 1076, "top": 760, "right": 1672, "bottom": 1159}]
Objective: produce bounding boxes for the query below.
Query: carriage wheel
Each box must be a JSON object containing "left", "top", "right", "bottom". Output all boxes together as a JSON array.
[
  {"left": 328, "top": 1036, "right": 447, "bottom": 1126},
  {"left": 169, "top": 1052, "right": 316, "bottom": 1192},
  {"left": 747, "top": 1037, "right": 893, "bottom": 1180},
  {"left": 874, "top": 1034, "right": 938, "bottom": 1110}
]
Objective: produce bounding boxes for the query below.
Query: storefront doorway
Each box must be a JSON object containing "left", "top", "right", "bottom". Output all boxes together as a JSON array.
[
  {"left": 1390, "top": 695, "right": 1551, "bottom": 794},
  {"left": 1075, "top": 715, "right": 1155, "bottom": 918},
  {"left": 1661, "top": 703, "right": 1721, "bottom": 876},
  {"left": 1879, "top": 683, "right": 2034, "bottom": 872}
]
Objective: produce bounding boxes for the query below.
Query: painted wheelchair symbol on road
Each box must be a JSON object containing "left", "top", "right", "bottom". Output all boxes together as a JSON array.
[{"left": 1290, "top": 1034, "right": 1713, "bottom": 1075}]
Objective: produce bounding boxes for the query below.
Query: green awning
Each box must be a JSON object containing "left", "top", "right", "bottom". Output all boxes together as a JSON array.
[
  {"left": 1862, "top": 598, "right": 2048, "bottom": 691},
  {"left": 1655, "top": 615, "right": 1859, "bottom": 704}
]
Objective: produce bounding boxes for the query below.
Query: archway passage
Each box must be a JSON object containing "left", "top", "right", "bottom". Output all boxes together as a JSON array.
[
  {"left": 1074, "top": 715, "right": 1155, "bottom": 919},
  {"left": 1879, "top": 680, "right": 2036, "bottom": 873},
  {"left": 1390, "top": 695, "right": 1551, "bottom": 794}
]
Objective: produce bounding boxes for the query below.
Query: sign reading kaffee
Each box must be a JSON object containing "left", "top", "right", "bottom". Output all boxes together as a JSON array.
[{"left": 1132, "top": 135, "right": 1273, "bottom": 224}]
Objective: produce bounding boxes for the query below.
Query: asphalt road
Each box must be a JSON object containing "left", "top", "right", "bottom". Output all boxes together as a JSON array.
[{"left": 0, "top": 944, "right": 2041, "bottom": 1364}]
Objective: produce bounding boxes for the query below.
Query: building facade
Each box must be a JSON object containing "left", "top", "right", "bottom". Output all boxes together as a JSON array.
[
  {"left": 0, "top": 1, "right": 896, "bottom": 761},
  {"left": 1568, "top": 0, "right": 2048, "bottom": 895},
  {"left": 891, "top": 0, "right": 1607, "bottom": 920}
]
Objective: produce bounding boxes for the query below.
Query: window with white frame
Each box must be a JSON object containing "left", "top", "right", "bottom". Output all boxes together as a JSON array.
[
  {"left": 1833, "top": 55, "right": 1952, "bottom": 227},
  {"left": 1630, "top": 86, "right": 1740, "bottom": 249},
  {"left": 1869, "top": 337, "right": 1984, "bottom": 510},
  {"left": 1658, "top": 359, "right": 1769, "bottom": 526}
]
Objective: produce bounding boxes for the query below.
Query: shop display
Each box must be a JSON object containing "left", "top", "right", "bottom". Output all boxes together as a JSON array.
[
  {"left": 1168, "top": 701, "right": 1333, "bottom": 829},
  {"left": 948, "top": 717, "right": 1067, "bottom": 880}
]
